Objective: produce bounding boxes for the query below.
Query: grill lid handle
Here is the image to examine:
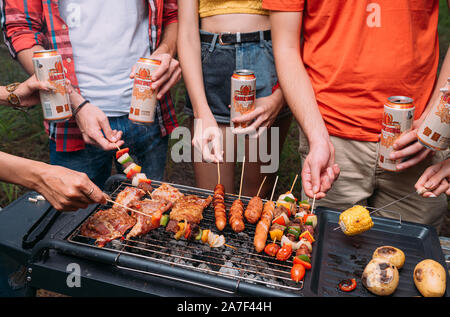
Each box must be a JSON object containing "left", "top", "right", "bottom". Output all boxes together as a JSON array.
[{"left": 22, "top": 206, "right": 60, "bottom": 249}]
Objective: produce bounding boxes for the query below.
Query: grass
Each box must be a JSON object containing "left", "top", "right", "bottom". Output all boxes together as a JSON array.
[{"left": 0, "top": 3, "right": 449, "bottom": 236}]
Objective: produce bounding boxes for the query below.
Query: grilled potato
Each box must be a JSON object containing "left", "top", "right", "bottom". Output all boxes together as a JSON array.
[
  {"left": 413, "top": 259, "right": 446, "bottom": 297},
  {"left": 372, "top": 246, "right": 405, "bottom": 269},
  {"left": 362, "top": 258, "right": 399, "bottom": 296}
]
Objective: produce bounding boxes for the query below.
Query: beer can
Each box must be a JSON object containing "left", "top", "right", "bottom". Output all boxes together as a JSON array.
[
  {"left": 230, "top": 69, "right": 256, "bottom": 129},
  {"left": 129, "top": 57, "right": 160, "bottom": 125},
  {"left": 378, "top": 96, "right": 415, "bottom": 171},
  {"left": 417, "top": 78, "right": 450, "bottom": 151},
  {"left": 32, "top": 50, "right": 72, "bottom": 122}
]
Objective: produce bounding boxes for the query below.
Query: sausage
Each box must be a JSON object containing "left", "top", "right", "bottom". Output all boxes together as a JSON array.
[
  {"left": 253, "top": 201, "right": 275, "bottom": 253},
  {"left": 214, "top": 184, "right": 227, "bottom": 231},
  {"left": 244, "top": 196, "right": 264, "bottom": 224},
  {"left": 229, "top": 199, "right": 245, "bottom": 233}
]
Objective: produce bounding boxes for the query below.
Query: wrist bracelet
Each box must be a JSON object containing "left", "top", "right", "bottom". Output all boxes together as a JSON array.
[{"left": 73, "top": 100, "right": 90, "bottom": 117}]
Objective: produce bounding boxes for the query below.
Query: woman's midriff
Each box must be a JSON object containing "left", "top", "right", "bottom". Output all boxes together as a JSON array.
[{"left": 201, "top": 14, "right": 271, "bottom": 34}]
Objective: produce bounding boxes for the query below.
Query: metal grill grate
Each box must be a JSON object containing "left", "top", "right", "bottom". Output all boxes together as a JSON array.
[{"left": 67, "top": 180, "right": 304, "bottom": 294}]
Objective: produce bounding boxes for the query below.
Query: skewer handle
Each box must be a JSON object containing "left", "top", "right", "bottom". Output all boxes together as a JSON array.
[
  {"left": 105, "top": 198, "right": 149, "bottom": 217},
  {"left": 289, "top": 174, "right": 298, "bottom": 193},
  {"left": 238, "top": 156, "right": 245, "bottom": 200},
  {"left": 269, "top": 176, "right": 279, "bottom": 202},
  {"left": 256, "top": 176, "right": 267, "bottom": 198}
]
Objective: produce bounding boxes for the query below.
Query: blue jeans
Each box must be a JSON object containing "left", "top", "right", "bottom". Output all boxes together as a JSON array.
[
  {"left": 184, "top": 30, "right": 291, "bottom": 124},
  {"left": 50, "top": 115, "right": 169, "bottom": 189}
]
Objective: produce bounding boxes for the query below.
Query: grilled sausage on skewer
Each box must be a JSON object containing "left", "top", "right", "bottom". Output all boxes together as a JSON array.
[
  {"left": 213, "top": 184, "right": 227, "bottom": 231},
  {"left": 229, "top": 199, "right": 245, "bottom": 233},
  {"left": 244, "top": 196, "right": 263, "bottom": 224},
  {"left": 253, "top": 200, "right": 275, "bottom": 253}
]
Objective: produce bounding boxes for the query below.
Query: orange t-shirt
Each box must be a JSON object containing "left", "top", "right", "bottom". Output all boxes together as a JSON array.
[{"left": 263, "top": 0, "right": 440, "bottom": 142}]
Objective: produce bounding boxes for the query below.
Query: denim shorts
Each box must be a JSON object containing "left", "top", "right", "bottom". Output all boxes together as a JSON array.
[
  {"left": 49, "top": 115, "right": 169, "bottom": 189},
  {"left": 184, "top": 30, "right": 290, "bottom": 124}
]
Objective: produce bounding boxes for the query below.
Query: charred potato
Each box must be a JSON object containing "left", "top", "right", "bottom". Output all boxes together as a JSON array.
[
  {"left": 372, "top": 246, "right": 405, "bottom": 269},
  {"left": 413, "top": 259, "right": 446, "bottom": 297},
  {"left": 362, "top": 258, "right": 399, "bottom": 296}
]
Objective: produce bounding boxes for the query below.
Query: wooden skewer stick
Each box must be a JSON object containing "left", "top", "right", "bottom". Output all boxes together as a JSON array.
[
  {"left": 311, "top": 193, "right": 316, "bottom": 214},
  {"left": 289, "top": 174, "right": 299, "bottom": 193},
  {"left": 238, "top": 156, "right": 246, "bottom": 200},
  {"left": 115, "top": 143, "right": 121, "bottom": 151},
  {"left": 269, "top": 176, "right": 279, "bottom": 202},
  {"left": 217, "top": 161, "right": 221, "bottom": 185},
  {"left": 105, "top": 198, "right": 150, "bottom": 217},
  {"left": 256, "top": 176, "right": 267, "bottom": 198}
]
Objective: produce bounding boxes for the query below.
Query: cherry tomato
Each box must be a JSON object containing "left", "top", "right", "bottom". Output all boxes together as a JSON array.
[
  {"left": 276, "top": 243, "right": 292, "bottom": 261},
  {"left": 264, "top": 243, "right": 280, "bottom": 257},
  {"left": 338, "top": 278, "right": 357, "bottom": 292},
  {"left": 290, "top": 264, "right": 305, "bottom": 283}
]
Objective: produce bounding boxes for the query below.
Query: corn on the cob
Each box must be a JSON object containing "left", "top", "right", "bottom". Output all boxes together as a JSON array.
[{"left": 339, "top": 205, "right": 373, "bottom": 236}]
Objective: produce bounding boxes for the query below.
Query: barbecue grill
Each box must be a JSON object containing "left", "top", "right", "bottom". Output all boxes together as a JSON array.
[{"left": 0, "top": 174, "right": 448, "bottom": 297}]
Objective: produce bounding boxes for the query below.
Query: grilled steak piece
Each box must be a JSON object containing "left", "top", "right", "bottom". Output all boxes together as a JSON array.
[
  {"left": 169, "top": 195, "right": 212, "bottom": 224},
  {"left": 273, "top": 205, "right": 289, "bottom": 219},
  {"left": 113, "top": 187, "right": 146, "bottom": 212},
  {"left": 166, "top": 219, "right": 179, "bottom": 233},
  {"left": 151, "top": 183, "right": 184, "bottom": 204},
  {"left": 80, "top": 208, "right": 136, "bottom": 247},
  {"left": 126, "top": 199, "right": 173, "bottom": 239}
]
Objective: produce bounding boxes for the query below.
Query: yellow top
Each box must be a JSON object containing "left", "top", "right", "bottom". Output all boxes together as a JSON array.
[{"left": 199, "top": 0, "right": 268, "bottom": 18}]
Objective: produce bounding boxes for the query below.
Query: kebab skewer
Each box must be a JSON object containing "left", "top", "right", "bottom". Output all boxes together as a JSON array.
[
  {"left": 229, "top": 156, "right": 246, "bottom": 233},
  {"left": 253, "top": 176, "right": 278, "bottom": 253},
  {"left": 214, "top": 162, "right": 227, "bottom": 231},
  {"left": 244, "top": 176, "right": 266, "bottom": 224}
]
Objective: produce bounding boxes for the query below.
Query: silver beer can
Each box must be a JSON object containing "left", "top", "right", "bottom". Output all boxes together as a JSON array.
[
  {"left": 32, "top": 49, "right": 72, "bottom": 122},
  {"left": 230, "top": 69, "right": 256, "bottom": 129},
  {"left": 378, "top": 96, "right": 415, "bottom": 171}
]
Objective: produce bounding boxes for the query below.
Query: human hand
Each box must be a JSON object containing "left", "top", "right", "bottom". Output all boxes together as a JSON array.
[
  {"left": 14, "top": 74, "right": 72, "bottom": 107},
  {"left": 75, "top": 103, "right": 124, "bottom": 150},
  {"left": 302, "top": 140, "right": 340, "bottom": 199},
  {"left": 130, "top": 53, "right": 181, "bottom": 100},
  {"left": 231, "top": 89, "right": 285, "bottom": 137},
  {"left": 35, "top": 164, "right": 107, "bottom": 211},
  {"left": 192, "top": 115, "right": 223, "bottom": 163},
  {"left": 415, "top": 159, "right": 450, "bottom": 197},
  {"left": 389, "top": 122, "right": 432, "bottom": 171}
]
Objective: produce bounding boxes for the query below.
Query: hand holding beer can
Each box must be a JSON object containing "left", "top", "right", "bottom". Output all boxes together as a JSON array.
[
  {"left": 378, "top": 96, "right": 415, "bottom": 172},
  {"left": 32, "top": 50, "right": 72, "bottom": 122},
  {"left": 230, "top": 70, "right": 256, "bottom": 130},
  {"left": 129, "top": 58, "right": 160, "bottom": 125},
  {"left": 417, "top": 78, "right": 450, "bottom": 151}
]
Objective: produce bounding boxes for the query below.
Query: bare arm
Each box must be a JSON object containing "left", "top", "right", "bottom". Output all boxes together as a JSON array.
[
  {"left": 0, "top": 152, "right": 106, "bottom": 211},
  {"left": 177, "top": 0, "right": 222, "bottom": 162},
  {"left": 16, "top": 45, "right": 45, "bottom": 75},
  {"left": 270, "top": 11, "right": 339, "bottom": 198}
]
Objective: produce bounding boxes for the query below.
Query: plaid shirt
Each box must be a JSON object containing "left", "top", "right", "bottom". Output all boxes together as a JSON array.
[{"left": 1, "top": 0, "right": 178, "bottom": 152}]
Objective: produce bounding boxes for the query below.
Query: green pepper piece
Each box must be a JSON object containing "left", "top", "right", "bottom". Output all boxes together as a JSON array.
[
  {"left": 296, "top": 254, "right": 311, "bottom": 263},
  {"left": 283, "top": 196, "right": 295, "bottom": 203},
  {"left": 195, "top": 229, "right": 203, "bottom": 241},
  {"left": 160, "top": 214, "right": 169, "bottom": 227},
  {"left": 287, "top": 227, "right": 300, "bottom": 239}
]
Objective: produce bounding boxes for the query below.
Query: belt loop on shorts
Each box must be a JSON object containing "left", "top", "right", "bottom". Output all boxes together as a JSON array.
[
  {"left": 236, "top": 32, "right": 241, "bottom": 43},
  {"left": 209, "top": 33, "right": 218, "bottom": 52},
  {"left": 259, "top": 31, "right": 264, "bottom": 47}
]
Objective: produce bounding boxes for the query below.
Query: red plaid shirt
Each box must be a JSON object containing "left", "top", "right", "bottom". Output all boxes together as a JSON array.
[{"left": 1, "top": 0, "right": 179, "bottom": 152}]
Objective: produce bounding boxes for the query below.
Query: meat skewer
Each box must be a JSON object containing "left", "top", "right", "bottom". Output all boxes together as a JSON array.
[
  {"left": 229, "top": 156, "right": 246, "bottom": 233},
  {"left": 244, "top": 176, "right": 266, "bottom": 224},
  {"left": 253, "top": 176, "right": 278, "bottom": 253},
  {"left": 214, "top": 162, "right": 227, "bottom": 231},
  {"left": 105, "top": 198, "right": 155, "bottom": 218}
]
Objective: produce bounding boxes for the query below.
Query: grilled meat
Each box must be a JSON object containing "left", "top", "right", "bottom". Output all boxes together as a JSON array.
[
  {"left": 273, "top": 205, "right": 289, "bottom": 219},
  {"left": 244, "top": 196, "right": 263, "bottom": 224},
  {"left": 213, "top": 184, "right": 227, "bottom": 231},
  {"left": 126, "top": 199, "right": 173, "bottom": 239},
  {"left": 253, "top": 200, "right": 275, "bottom": 253},
  {"left": 151, "top": 183, "right": 184, "bottom": 204},
  {"left": 169, "top": 195, "right": 212, "bottom": 224},
  {"left": 113, "top": 186, "right": 146, "bottom": 212},
  {"left": 80, "top": 208, "right": 136, "bottom": 247}
]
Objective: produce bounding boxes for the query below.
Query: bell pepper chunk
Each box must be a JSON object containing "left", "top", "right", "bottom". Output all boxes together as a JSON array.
[
  {"left": 160, "top": 214, "right": 169, "bottom": 227},
  {"left": 151, "top": 210, "right": 162, "bottom": 228},
  {"left": 269, "top": 228, "right": 284, "bottom": 242},
  {"left": 116, "top": 148, "right": 129, "bottom": 160},
  {"left": 299, "top": 231, "right": 315, "bottom": 243},
  {"left": 272, "top": 213, "right": 289, "bottom": 226}
]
